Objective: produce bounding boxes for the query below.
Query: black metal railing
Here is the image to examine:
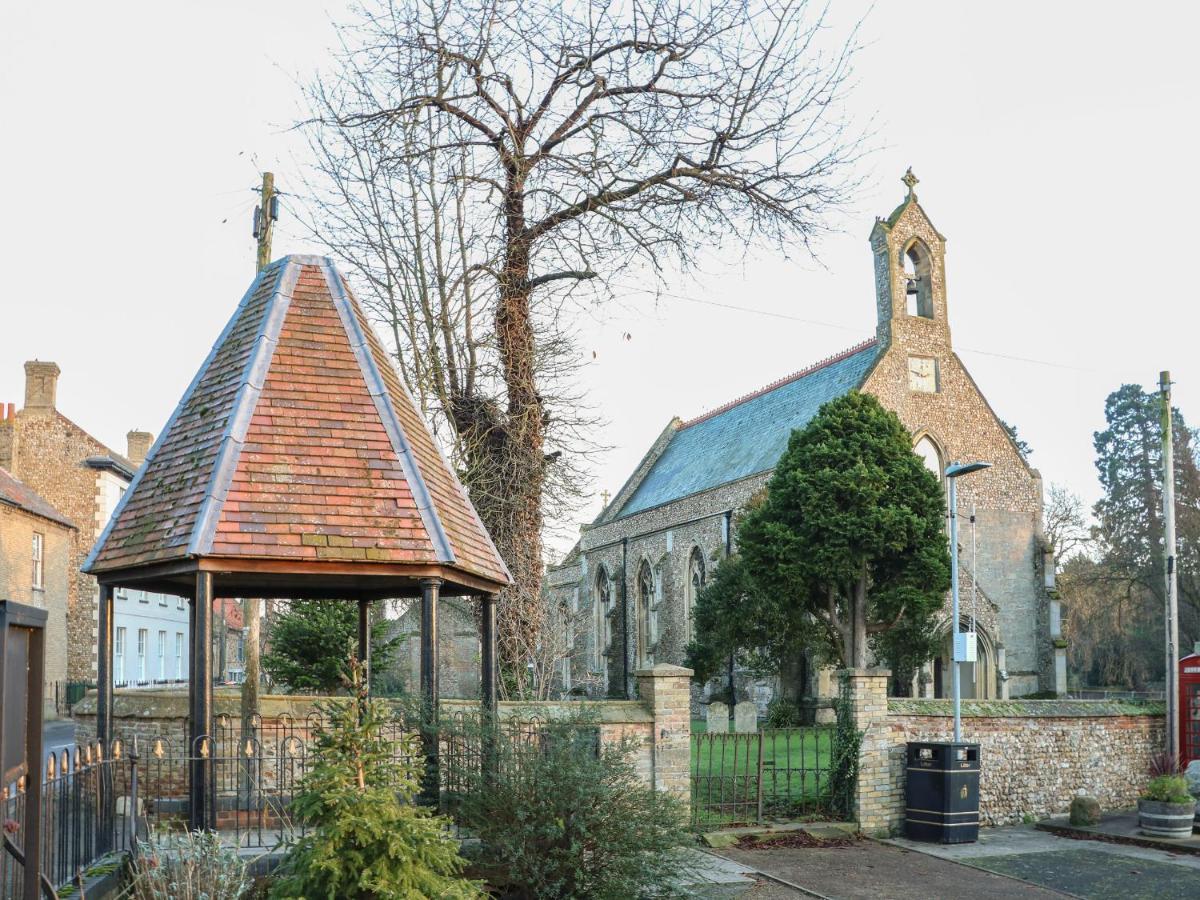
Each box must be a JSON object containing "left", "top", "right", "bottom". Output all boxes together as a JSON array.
[
  {"left": 2, "top": 740, "right": 133, "bottom": 897},
  {"left": 690, "top": 724, "right": 837, "bottom": 829}
]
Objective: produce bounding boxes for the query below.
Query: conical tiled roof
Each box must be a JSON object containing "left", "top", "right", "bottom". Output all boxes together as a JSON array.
[{"left": 84, "top": 256, "right": 509, "bottom": 593}]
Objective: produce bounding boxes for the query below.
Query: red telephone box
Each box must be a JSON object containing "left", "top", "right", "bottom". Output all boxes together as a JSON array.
[{"left": 1182, "top": 651, "right": 1200, "bottom": 768}]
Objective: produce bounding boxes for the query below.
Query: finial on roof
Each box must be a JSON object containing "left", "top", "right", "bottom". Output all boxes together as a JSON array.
[{"left": 902, "top": 167, "right": 919, "bottom": 199}]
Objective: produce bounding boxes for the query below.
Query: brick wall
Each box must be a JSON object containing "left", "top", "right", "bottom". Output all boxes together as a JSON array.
[
  {"left": 74, "top": 665, "right": 695, "bottom": 813},
  {"left": 842, "top": 670, "right": 1165, "bottom": 833},
  {"left": 0, "top": 504, "right": 72, "bottom": 715}
]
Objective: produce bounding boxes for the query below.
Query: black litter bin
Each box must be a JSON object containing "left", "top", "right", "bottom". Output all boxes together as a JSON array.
[{"left": 905, "top": 741, "right": 980, "bottom": 843}]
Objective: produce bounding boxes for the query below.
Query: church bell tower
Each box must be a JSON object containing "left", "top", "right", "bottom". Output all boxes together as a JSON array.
[{"left": 870, "top": 169, "right": 952, "bottom": 353}]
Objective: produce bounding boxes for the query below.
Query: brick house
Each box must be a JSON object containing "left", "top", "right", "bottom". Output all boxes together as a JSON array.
[
  {"left": 0, "top": 462, "right": 75, "bottom": 714},
  {"left": 546, "top": 174, "right": 1059, "bottom": 706},
  {"left": 0, "top": 360, "right": 185, "bottom": 682}
]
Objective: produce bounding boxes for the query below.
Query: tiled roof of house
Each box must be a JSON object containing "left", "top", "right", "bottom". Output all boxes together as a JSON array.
[
  {"left": 0, "top": 466, "right": 76, "bottom": 529},
  {"left": 85, "top": 256, "right": 509, "bottom": 588},
  {"left": 614, "top": 339, "right": 881, "bottom": 519}
]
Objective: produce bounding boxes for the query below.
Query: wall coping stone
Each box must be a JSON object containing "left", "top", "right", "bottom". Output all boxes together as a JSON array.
[
  {"left": 635, "top": 663, "right": 694, "bottom": 678},
  {"left": 888, "top": 698, "right": 1165, "bottom": 718},
  {"left": 839, "top": 667, "right": 892, "bottom": 678}
]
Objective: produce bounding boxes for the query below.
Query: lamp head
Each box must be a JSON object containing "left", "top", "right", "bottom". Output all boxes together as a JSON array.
[{"left": 945, "top": 461, "right": 992, "bottom": 479}]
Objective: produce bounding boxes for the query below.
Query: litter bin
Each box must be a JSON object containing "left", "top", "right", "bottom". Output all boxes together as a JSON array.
[{"left": 905, "top": 741, "right": 980, "bottom": 843}]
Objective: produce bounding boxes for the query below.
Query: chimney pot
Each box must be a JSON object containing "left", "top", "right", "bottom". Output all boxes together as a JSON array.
[
  {"left": 126, "top": 430, "right": 154, "bottom": 469},
  {"left": 23, "top": 360, "right": 61, "bottom": 415}
]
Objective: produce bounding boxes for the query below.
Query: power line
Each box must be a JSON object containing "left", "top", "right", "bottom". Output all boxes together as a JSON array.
[{"left": 610, "top": 281, "right": 1147, "bottom": 380}]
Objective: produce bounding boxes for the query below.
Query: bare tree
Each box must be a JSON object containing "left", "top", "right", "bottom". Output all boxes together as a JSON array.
[
  {"left": 301, "top": 0, "right": 865, "bottom": 697},
  {"left": 1043, "top": 483, "right": 1093, "bottom": 569}
]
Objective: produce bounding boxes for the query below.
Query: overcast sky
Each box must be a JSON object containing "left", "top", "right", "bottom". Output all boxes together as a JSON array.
[{"left": 2, "top": 1, "right": 1196, "bottom": 559}]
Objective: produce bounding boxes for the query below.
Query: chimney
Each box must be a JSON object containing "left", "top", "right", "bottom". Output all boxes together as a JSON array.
[
  {"left": 126, "top": 430, "right": 153, "bottom": 468},
  {"left": 0, "top": 404, "right": 16, "bottom": 471},
  {"left": 23, "top": 360, "right": 61, "bottom": 416}
]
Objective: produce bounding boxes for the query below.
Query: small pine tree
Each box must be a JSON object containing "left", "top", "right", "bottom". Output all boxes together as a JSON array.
[
  {"left": 269, "top": 661, "right": 481, "bottom": 900},
  {"left": 262, "top": 600, "right": 398, "bottom": 694}
]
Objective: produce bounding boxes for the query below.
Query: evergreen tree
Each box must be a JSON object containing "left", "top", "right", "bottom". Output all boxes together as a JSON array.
[
  {"left": 262, "top": 600, "right": 399, "bottom": 694},
  {"left": 690, "top": 392, "right": 949, "bottom": 683},
  {"left": 270, "top": 661, "right": 481, "bottom": 900},
  {"left": 1091, "top": 383, "right": 1200, "bottom": 670}
]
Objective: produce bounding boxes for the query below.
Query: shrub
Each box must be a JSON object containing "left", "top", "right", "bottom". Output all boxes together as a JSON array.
[
  {"left": 455, "top": 713, "right": 691, "bottom": 899},
  {"left": 269, "top": 661, "right": 480, "bottom": 900},
  {"left": 765, "top": 699, "right": 802, "bottom": 729},
  {"left": 827, "top": 696, "right": 861, "bottom": 819},
  {"left": 1148, "top": 751, "right": 1182, "bottom": 779},
  {"left": 125, "top": 830, "right": 249, "bottom": 900},
  {"left": 1141, "top": 775, "right": 1193, "bottom": 804},
  {"left": 1068, "top": 795, "right": 1101, "bottom": 826}
]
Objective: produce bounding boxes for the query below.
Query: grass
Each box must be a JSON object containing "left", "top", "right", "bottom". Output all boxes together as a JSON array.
[{"left": 690, "top": 720, "right": 836, "bottom": 827}]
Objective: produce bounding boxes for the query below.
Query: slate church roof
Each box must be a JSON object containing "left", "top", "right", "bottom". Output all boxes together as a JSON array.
[
  {"left": 612, "top": 339, "right": 880, "bottom": 519},
  {"left": 84, "top": 255, "right": 509, "bottom": 591}
]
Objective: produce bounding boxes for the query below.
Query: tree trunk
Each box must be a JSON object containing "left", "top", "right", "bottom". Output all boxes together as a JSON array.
[{"left": 488, "top": 174, "right": 547, "bottom": 698}]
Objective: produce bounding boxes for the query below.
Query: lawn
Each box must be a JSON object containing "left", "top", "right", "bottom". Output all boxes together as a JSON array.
[{"left": 690, "top": 720, "right": 836, "bottom": 827}]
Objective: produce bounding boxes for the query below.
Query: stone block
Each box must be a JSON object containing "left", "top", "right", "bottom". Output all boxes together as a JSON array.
[
  {"left": 707, "top": 701, "right": 729, "bottom": 734},
  {"left": 734, "top": 701, "right": 757, "bottom": 733}
]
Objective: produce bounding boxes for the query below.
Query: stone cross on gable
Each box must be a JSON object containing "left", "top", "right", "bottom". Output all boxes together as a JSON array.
[
  {"left": 600, "top": 490, "right": 611, "bottom": 508},
  {"left": 902, "top": 167, "right": 919, "bottom": 198}
]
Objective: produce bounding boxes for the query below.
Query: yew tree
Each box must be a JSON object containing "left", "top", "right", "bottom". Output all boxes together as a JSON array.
[
  {"left": 303, "top": 0, "right": 865, "bottom": 696},
  {"left": 694, "top": 392, "right": 949, "bottom": 680}
]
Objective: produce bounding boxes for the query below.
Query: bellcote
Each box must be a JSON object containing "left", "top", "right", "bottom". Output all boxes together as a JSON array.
[{"left": 870, "top": 169, "right": 951, "bottom": 350}]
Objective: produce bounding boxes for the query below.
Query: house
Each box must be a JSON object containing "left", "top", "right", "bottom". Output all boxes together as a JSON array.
[
  {"left": 0, "top": 361, "right": 189, "bottom": 685},
  {"left": 0, "top": 461, "right": 75, "bottom": 715}
]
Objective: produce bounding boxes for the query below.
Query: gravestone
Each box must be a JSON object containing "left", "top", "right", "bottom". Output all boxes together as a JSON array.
[
  {"left": 734, "top": 700, "right": 758, "bottom": 733},
  {"left": 706, "top": 701, "right": 729, "bottom": 734}
]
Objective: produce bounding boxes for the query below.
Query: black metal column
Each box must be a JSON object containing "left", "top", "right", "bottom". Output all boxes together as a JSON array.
[
  {"left": 190, "top": 571, "right": 214, "bottom": 831},
  {"left": 23, "top": 611, "right": 46, "bottom": 900},
  {"left": 357, "top": 598, "right": 371, "bottom": 689},
  {"left": 419, "top": 578, "right": 441, "bottom": 804},
  {"left": 480, "top": 593, "right": 497, "bottom": 715},
  {"left": 96, "top": 583, "right": 114, "bottom": 745}
]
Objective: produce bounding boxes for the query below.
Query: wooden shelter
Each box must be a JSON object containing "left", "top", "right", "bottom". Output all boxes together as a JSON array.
[{"left": 83, "top": 255, "right": 510, "bottom": 828}]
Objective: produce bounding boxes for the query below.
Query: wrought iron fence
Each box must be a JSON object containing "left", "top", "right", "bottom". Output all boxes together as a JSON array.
[
  {"left": 2, "top": 740, "right": 133, "bottom": 897},
  {"left": 691, "top": 725, "right": 837, "bottom": 829}
]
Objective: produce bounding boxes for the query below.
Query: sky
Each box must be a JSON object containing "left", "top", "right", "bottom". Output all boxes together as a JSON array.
[{"left": 2, "top": 1, "right": 1197, "bottom": 560}]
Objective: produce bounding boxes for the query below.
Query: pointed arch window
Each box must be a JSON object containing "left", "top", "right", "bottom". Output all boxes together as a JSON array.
[
  {"left": 594, "top": 565, "right": 614, "bottom": 675},
  {"left": 636, "top": 560, "right": 657, "bottom": 668},
  {"left": 902, "top": 241, "right": 934, "bottom": 319},
  {"left": 685, "top": 547, "right": 705, "bottom": 644},
  {"left": 914, "top": 434, "right": 944, "bottom": 485}
]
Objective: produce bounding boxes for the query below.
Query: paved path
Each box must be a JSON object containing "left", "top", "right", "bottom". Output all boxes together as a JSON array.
[
  {"left": 43, "top": 719, "right": 76, "bottom": 759},
  {"left": 888, "top": 825, "right": 1200, "bottom": 900},
  {"left": 715, "top": 837, "right": 1069, "bottom": 898}
]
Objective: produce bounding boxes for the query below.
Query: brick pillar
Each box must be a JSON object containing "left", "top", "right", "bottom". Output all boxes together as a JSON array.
[
  {"left": 636, "top": 663, "right": 692, "bottom": 816},
  {"left": 839, "top": 667, "right": 894, "bottom": 835}
]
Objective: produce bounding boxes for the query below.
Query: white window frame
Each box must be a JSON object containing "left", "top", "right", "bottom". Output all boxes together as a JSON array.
[
  {"left": 157, "top": 630, "right": 167, "bottom": 680},
  {"left": 175, "top": 632, "right": 184, "bottom": 680},
  {"left": 137, "top": 628, "right": 148, "bottom": 681},
  {"left": 115, "top": 627, "right": 126, "bottom": 683},
  {"left": 32, "top": 532, "right": 44, "bottom": 590}
]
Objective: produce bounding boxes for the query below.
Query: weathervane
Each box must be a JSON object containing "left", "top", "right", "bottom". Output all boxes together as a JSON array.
[{"left": 902, "top": 167, "right": 919, "bottom": 199}]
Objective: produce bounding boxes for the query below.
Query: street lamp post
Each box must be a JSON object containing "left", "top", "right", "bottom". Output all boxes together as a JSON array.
[{"left": 946, "top": 461, "right": 991, "bottom": 742}]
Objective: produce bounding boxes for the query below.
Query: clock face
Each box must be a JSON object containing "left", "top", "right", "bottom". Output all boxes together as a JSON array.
[{"left": 908, "top": 356, "right": 938, "bottom": 393}]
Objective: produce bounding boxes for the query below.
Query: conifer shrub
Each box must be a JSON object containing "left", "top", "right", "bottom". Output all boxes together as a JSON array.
[
  {"left": 455, "top": 712, "right": 691, "bottom": 900},
  {"left": 268, "top": 661, "right": 480, "bottom": 900}
]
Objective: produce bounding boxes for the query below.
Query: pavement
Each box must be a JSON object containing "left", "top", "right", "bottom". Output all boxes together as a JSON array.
[{"left": 703, "top": 824, "right": 1200, "bottom": 899}]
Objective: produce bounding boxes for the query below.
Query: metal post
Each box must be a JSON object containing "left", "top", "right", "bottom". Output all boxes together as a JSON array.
[
  {"left": 23, "top": 616, "right": 45, "bottom": 900},
  {"left": 1161, "top": 371, "right": 1180, "bottom": 763},
  {"left": 97, "top": 584, "right": 114, "bottom": 745},
  {"left": 357, "top": 598, "right": 371, "bottom": 689},
  {"left": 480, "top": 593, "right": 497, "bottom": 715},
  {"left": 419, "top": 578, "right": 441, "bottom": 804},
  {"left": 949, "top": 473, "right": 962, "bottom": 743},
  {"left": 190, "top": 572, "right": 214, "bottom": 831}
]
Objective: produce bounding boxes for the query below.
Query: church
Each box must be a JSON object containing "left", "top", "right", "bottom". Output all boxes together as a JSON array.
[{"left": 545, "top": 172, "right": 1063, "bottom": 707}]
